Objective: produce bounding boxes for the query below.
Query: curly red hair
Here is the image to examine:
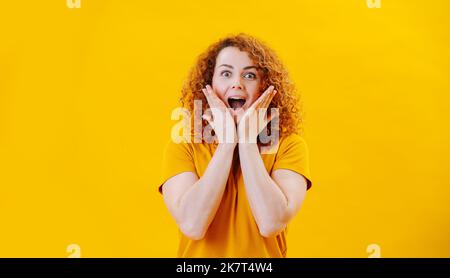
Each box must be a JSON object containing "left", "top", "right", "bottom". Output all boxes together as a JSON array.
[{"left": 180, "top": 33, "right": 303, "bottom": 139}]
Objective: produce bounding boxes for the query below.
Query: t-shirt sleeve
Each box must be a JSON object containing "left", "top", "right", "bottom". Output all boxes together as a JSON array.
[
  {"left": 272, "top": 134, "right": 313, "bottom": 190},
  {"left": 158, "top": 140, "right": 197, "bottom": 194}
]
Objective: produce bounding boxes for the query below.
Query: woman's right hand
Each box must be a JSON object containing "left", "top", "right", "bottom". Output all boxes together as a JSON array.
[{"left": 201, "top": 85, "right": 237, "bottom": 146}]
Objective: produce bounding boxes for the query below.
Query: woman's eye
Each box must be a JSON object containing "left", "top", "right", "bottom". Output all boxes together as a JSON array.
[
  {"left": 244, "top": 72, "right": 256, "bottom": 80},
  {"left": 221, "top": 71, "right": 231, "bottom": 77}
]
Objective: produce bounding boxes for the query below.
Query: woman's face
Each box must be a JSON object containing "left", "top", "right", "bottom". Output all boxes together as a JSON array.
[{"left": 212, "top": 46, "right": 262, "bottom": 115}]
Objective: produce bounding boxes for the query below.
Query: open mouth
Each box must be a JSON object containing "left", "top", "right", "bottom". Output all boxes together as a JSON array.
[{"left": 227, "top": 97, "right": 246, "bottom": 110}]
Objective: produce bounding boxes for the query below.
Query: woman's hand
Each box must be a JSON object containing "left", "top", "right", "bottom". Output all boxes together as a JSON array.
[
  {"left": 236, "top": 85, "right": 278, "bottom": 144},
  {"left": 201, "top": 85, "right": 237, "bottom": 146}
]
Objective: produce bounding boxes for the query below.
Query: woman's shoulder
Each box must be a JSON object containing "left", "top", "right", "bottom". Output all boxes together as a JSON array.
[
  {"left": 280, "top": 132, "right": 306, "bottom": 143},
  {"left": 279, "top": 133, "right": 307, "bottom": 147},
  {"left": 164, "top": 137, "right": 215, "bottom": 155},
  {"left": 275, "top": 133, "right": 309, "bottom": 156}
]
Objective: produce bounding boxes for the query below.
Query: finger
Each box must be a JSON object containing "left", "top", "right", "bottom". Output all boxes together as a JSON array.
[
  {"left": 205, "top": 85, "right": 227, "bottom": 108},
  {"left": 204, "top": 108, "right": 212, "bottom": 117},
  {"left": 205, "top": 84, "right": 214, "bottom": 94},
  {"left": 258, "top": 86, "right": 274, "bottom": 105},
  {"left": 202, "top": 88, "right": 213, "bottom": 107},
  {"left": 252, "top": 85, "right": 274, "bottom": 109},
  {"left": 202, "top": 113, "right": 214, "bottom": 129},
  {"left": 260, "top": 88, "right": 276, "bottom": 109},
  {"left": 205, "top": 85, "right": 220, "bottom": 101},
  {"left": 203, "top": 109, "right": 213, "bottom": 121},
  {"left": 202, "top": 113, "right": 212, "bottom": 124}
]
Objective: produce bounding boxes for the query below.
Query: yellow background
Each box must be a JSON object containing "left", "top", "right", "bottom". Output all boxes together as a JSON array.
[{"left": 1, "top": 0, "right": 449, "bottom": 257}]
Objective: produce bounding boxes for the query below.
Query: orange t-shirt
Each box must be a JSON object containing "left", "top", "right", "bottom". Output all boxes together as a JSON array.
[{"left": 158, "top": 133, "right": 312, "bottom": 257}]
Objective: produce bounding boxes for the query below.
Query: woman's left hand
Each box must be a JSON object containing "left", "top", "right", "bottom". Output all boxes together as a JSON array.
[{"left": 236, "top": 85, "right": 278, "bottom": 144}]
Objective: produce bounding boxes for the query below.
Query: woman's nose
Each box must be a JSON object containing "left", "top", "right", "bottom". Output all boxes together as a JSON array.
[{"left": 231, "top": 83, "right": 243, "bottom": 90}]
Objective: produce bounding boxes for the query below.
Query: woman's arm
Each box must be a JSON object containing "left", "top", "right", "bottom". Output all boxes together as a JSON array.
[
  {"left": 163, "top": 85, "right": 238, "bottom": 240},
  {"left": 235, "top": 85, "right": 307, "bottom": 237},
  {"left": 239, "top": 143, "right": 307, "bottom": 238},
  {"left": 162, "top": 143, "right": 236, "bottom": 240}
]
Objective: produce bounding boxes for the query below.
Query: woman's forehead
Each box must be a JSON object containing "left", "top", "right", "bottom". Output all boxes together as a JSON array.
[{"left": 216, "top": 47, "right": 255, "bottom": 68}]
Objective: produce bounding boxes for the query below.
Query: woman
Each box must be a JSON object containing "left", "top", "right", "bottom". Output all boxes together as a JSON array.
[{"left": 158, "top": 34, "right": 312, "bottom": 258}]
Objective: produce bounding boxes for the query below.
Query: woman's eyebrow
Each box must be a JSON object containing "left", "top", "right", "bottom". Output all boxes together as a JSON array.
[
  {"left": 218, "top": 64, "right": 258, "bottom": 70},
  {"left": 243, "top": 66, "right": 258, "bottom": 70}
]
